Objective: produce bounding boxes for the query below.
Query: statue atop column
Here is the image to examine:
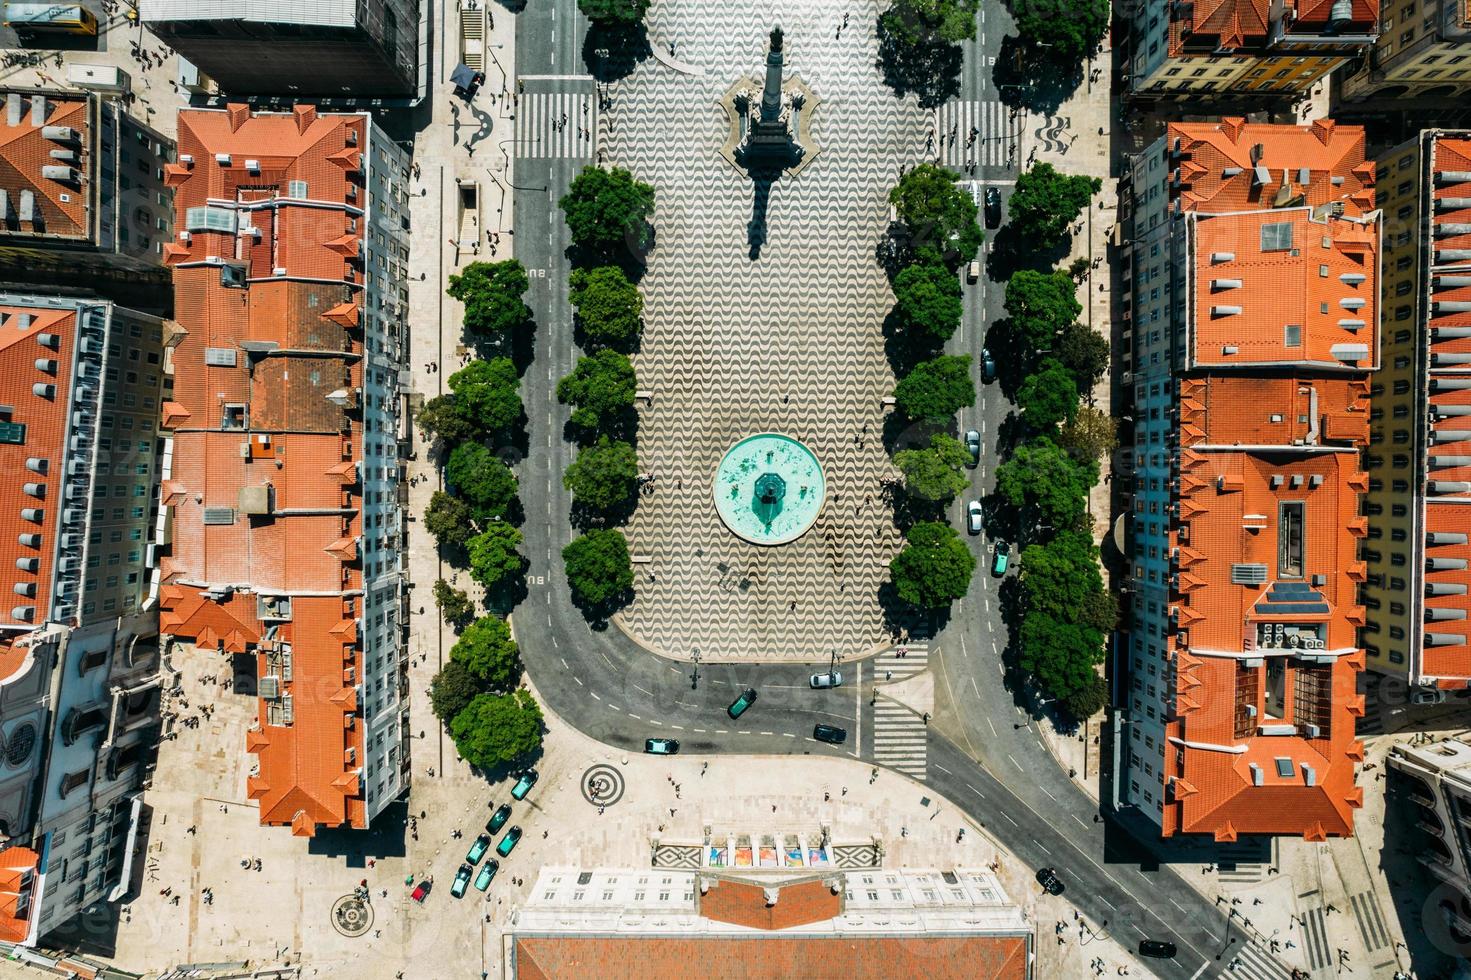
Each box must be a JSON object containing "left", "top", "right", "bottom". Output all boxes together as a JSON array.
[{"left": 717, "top": 26, "right": 820, "bottom": 181}]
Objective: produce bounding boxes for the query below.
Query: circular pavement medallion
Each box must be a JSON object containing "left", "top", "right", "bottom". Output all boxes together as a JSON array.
[
  {"left": 330, "top": 893, "right": 373, "bottom": 938},
  {"left": 713, "top": 433, "right": 826, "bottom": 546}
]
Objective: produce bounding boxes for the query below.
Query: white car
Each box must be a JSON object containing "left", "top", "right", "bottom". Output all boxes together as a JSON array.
[
  {"left": 810, "top": 671, "right": 844, "bottom": 689},
  {"left": 967, "top": 500, "right": 983, "bottom": 535}
]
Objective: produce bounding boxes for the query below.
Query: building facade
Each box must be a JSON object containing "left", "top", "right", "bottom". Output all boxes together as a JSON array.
[
  {"left": 141, "top": 0, "right": 422, "bottom": 99},
  {"left": 1342, "top": 0, "right": 1471, "bottom": 102},
  {"left": 1117, "top": 118, "right": 1378, "bottom": 840},
  {"left": 1362, "top": 130, "right": 1471, "bottom": 689},
  {"left": 0, "top": 89, "right": 174, "bottom": 312},
  {"left": 156, "top": 103, "right": 411, "bottom": 837},
  {"left": 508, "top": 867, "right": 1031, "bottom": 979},
  {"left": 1123, "top": 0, "right": 1379, "bottom": 99},
  {"left": 1387, "top": 738, "right": 1471, "bottom": 945},
  {"left": 0, "top": 292, "right": 167, "bottom": 946}
]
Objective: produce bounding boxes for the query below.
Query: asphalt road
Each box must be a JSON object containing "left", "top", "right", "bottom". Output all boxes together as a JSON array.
[{"left": 505, "top": 6, "right": 1295, "bottom": 979}]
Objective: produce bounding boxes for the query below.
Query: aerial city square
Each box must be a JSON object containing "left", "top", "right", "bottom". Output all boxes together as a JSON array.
[{"left": 0, "top": 0, "right": 1470, "bottom": 977}]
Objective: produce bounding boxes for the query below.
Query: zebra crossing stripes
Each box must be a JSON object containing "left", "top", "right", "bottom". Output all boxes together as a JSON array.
[
  {"left": 1227, "top": 942, "right": 1295, "bottom": 980},
  {"left": 931, "top": 100, "right": 1016, "bottom": 169},
  {"left": 872, "top": 701, "right": 928, "bottom": 780},
  {"left": 873, "top": 642, "right": 929, "bottom": 683},
  {"left": 1299, "top": 906, "right": 1331, "bottom": 971},
  {"left": 515, "top": 91, "right": 595, "bottom": 159},
  {"left": 1217, "top": 862, "right": 1266, "bottom": 883},
  {"left": 1350, "top": 889, "right": 1392, "bottom": 951}
]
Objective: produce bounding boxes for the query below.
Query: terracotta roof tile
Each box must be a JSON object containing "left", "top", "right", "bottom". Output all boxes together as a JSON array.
[
  {"left": 0, "top": 91, "right": 89, "bottom": 241},
  {"left": 699, "top": 878, "right": 842, "bottom": 930}
]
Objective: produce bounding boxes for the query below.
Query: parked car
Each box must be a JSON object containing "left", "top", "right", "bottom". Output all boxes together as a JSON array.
[
  {"left": 727, "top": 688, "right": 758, "bottom": 719},
  {"left": 991, "top": 540, "right": 1010, "bottom": 576},
  {"left": 1412, "top": 688, "right": 1448, "bottom": 705},
  {"left": 812, "top": 724, "right": 848, "bottom": 745},
  {"left": 486, "top": 803, "right": 511, "bottom": 836},
  {"left": 1036, "top": 867, "right": 1064, "bottom": 895},
  {"left": 1137, "top": 939, "right": 1177, "bottom": 959},
  {"left": 451, "top": 863, "right": 473, "bottom": 899},
  {"left": 496, "top": 825, "right": 523, "bottom": 858},
  {"left": 510, "top": 769, "right": 538, "bottom": 801},
  {"left": 410, "top": 879, "right": 432, "bottom": 903},
  {"left": 964, "top": 429, "right": 981, "bottom": 466},
  {"left": 984, "top": 186, "right": 1003, "bottom": 229},
  {"left": 967, "top": 501, "right": 983, "bottom": 536},
  {"left": 810, "top": 671, "right": 843, "bottom": 689},
  {"left": 645, "top": 737, "right": 680, "bottom": 755},
  {"left": 474, "top": 859, "right": 500, "bottom": 892},
  {"left": 466, "top": 833, "right": 491, "bottom": 865},
  {"left": 980, "top": 348, "right": 997, "bottom": 383}
]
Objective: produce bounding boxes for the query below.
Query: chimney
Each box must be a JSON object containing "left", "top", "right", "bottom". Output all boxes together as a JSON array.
[
  {"left": 29, "top": 95, "right": 46, "bottom": 127},
  {"left": 293, "top": 104, "right": 317, "bottom": 134},
  {"left": 1310, "top": 118, "right": 1336, "bottom": 145},
  {"left": 1220, "top": 117, "right": 1245, "bottom": 142},
  {"left": 226, "top": 103, "right": 251, "bottom": 133},
  {"left": 5, "top": 93, "right": 20, "bottom": 128}
]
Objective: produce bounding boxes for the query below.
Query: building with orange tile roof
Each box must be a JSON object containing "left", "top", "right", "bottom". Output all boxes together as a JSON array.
[
  {"left": 1363, "top": 130, "right": 1471, "bottom": 692},
  {"left": 158, "top": 103, "right": 411, "bottom": 837},
  {"left": 1118, "top": 119, "right": 1379, "bottom": 839},
  {"left": 508, "top": 867, "right": 1031, "bottom": 980},
  {"left": 1343, "top": 0, "right": 1471, "bottom": 103},
  {"left": 1124, "top": 0, "right": 1379, "bottom": 99},
  {"left": 0, "top": 89, "right": 174, "bottom": 312},
  {"left": 0, "top": 289, "right": 168, "bottom": 946}
]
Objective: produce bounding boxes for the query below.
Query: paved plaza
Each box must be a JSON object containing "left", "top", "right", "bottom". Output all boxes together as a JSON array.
[{"left": 602, "top": 2, "right": 932, "bottom": 661}]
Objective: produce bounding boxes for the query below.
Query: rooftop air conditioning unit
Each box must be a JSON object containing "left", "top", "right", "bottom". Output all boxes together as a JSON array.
[
  {"left": 215, "top": 153, "right": 232, "bottom": 166},
  {"left": 245, "top": 159, "right": 260, "bottom": 174}
]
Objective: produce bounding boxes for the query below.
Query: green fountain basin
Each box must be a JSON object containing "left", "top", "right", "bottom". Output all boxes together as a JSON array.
[{"left": 713, "top": 433, "right": 826, "bottom": 546}]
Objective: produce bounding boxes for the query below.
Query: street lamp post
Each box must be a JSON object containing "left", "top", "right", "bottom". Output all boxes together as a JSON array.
[{"left": 497, "top": 139, "right": 548, "bottom": 190}]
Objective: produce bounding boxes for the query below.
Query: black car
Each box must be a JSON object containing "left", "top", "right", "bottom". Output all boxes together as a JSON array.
[
  {"left": 984, "top": 186, "right": 1003, "bottom": 229},
  {"left": 812, "top": 724, "right": 848, "bottom": 745},
  {"left": 1138, "top": 939, "right": 1177, "bottom": 959},
  {"left": 1036, "top": 867, "right": 1064, "bottom": 895}
]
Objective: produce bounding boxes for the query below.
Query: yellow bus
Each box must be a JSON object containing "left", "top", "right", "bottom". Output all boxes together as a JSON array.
[{"left": 3, "top": 3, "right": 99, "bottom": 35}]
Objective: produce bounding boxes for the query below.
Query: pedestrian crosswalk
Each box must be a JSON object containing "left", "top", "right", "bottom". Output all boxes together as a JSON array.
[
  {"left": 1299, "top": 905, "right": 1331, "bottom": 971},
  {"left": 1350, "top": 889, "right": 1392, "bottom": 951},
  {"left": 873, "top": 641, "right": 929, "bottom": 683},
  {"left": 930, "top": 99, "right": 1017, "bottom": 170},
  {"left": 1227, "top": 941, "right": 1295, "bottom": 980},
  {"left": 515, "top": 91, "right": 595, "bottom": 159},
  {"left": 872, "top": 700, "right": 928, "bottom": 780}
]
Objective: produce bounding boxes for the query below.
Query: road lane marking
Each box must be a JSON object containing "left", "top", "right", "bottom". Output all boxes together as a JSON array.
[
  {"left": 986, "top": 717, "right": 997, "bottom": 737},
  {"left": 573, "top": 675, "right": 583, "bottom": 686},
  {"left": 934, "top": 763, "right": 952, "bottom": 775},
  {"left": 590, "top": 692, "right": 601, "bottom": 701},
  {"left": 782, "top": 732, "right": 796, "bottom": 738},
  {"left": 1039, "top": 785, "right": 1057, "bottom": 801},
  {"left": 1008, "top": 755, "right": 1022, "bottom": 771},
  {"left": 999, "top": 811, "right": 1017, "bottom": 826},
  {"left": 760, "top": 731, "right": 774, "bottom": 736},
  {"left": 670, "top": 725, "right": 683, "bottom": 730},
  {"left": 628, "top": 713, "right": 641, "bottom": 720},
  {"left": 607, "top": 704, "right": 621, "bottom": 712},
  {"left": 559, "top": 658, "right": 567, "bottom": 669},
  {"left": 1188, "top": 963, "right": 1209, "bottom": 980},
  {"left": 1072, "top": 814, "right": 1087, "bottom": 828},
  {"left": 649, "top": 719, "right": 662, "bottom": 726},
  {"left": 715, "top": 729, "right": 728, "bottom": 734},
  {"left": 632, "top": 684, "right": 652, "bottom": 696},
  {"left": 965, "top": 783, "right": 984, "bottom": 798},
  {"left": 693, "top": 728, "right": 706, "bottom": 733}
]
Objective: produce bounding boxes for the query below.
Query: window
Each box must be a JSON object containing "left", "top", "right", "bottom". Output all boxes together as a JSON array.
[
  {"left": 1279, "top": 501, "right": 1304, "bottom": 578},
  {"left": 1261, "top": 222, "right": 1294, "bottom": 251}
]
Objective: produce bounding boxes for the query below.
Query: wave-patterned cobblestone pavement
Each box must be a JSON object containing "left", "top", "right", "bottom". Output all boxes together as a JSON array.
[{"left": 602, "top": 2, "right": 929, "bottom": 661}]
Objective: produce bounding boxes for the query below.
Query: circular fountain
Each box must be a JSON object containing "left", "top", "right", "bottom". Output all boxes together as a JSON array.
[{"left": 713, "top": 433, "right": 825, "bottom": 545}]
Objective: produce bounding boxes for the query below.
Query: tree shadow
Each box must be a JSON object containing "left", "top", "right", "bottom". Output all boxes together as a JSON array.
[
  {"left": 882, "top": 306, "right": 944, "bottom": 378},
  {"left": 992, "top": 35, "right": 1084, "bottom": 116},
  {"left": 569, "top": 586, "right": 633, "bottom": 630},
  {"left": 562, "top": 405, "right": 640, "bottom": 446},
  {"left": 483, "top": 569, "right": 531, "bottom": 616},
  {"left": 571, "top": 315, "right": 644, "bottom": 356},
  {"left": 876, "top": 18, "right": 963, "bottom": 110},
  {"left": 748, "top": 173, "right": 776, "bottom": 259},
  {"left": 877, "top": 580, "right": 955, "bottom": 638},
  {"left": 582, "top": 21, "right": 653, "bottom": 82},
  {"left": 986, "top": 224, "right": 1073, "bottom": 281},
  {"left": 470, "top": 319, "right": 537, "bottom": 376},
  {"left": 569, "top": 493, "right": 638, "bottom": 531},
  {"left": 875, "top": 220, "right": 915, "bottom": 283},
  {"left": 566, "top": 234, "right": 651, "bottom": 284}
]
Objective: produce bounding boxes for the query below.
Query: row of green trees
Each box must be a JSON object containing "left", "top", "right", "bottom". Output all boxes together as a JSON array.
[
  {"left": 428, "top": 616, "right": 544, "bottom": 767},
  {"left": 556, "top": 166, "right": 656, "bottom": 615},
  {"left": 991, "top": 165, "right": 1114, "bottom": 720},
  {"left": 880, "top": 0, "right": 1106, "bottom": 61},
  {"left": 881, "top": 165, "right": 984, "bottom": 609}
]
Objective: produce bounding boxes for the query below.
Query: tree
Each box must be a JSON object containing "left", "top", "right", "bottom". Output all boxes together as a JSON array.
[
  {"left": 446, "top": 358, "right": 523, "bottom": 435},
  {"left": 1007, "top": 163, "right": 1101, "bottom": 252},
  {"left": 1062, "top": 674, "right": 1109, "bottom": 721},
  {"left": 449, "top": 615, "right": 522, "bottom": 692},
  {"left": 560, "top": 166, "right": 655, "bottom": 255},
  {"left": 1020, "top": 531, "right": 1105, "bottom": 623},
  {"left": 446, "top": 443, "right": 518, "bottom": 519},
  {"left": 429, "top": 659, "right": 480, "bottom": 724},
  {"left": 892, "top": 260, "right": 964, "bottom": 344},
  {"left": 563, "top": 529, "right": 634, "bottom": 608},
  {"left": 416, "top": 394, "right": 478, "bottom": 446},
  {"left": 1004, "top": 269, "right": 1081, "bottom": 352},
  {"left": 881, "top": 0, "right": 980, "bottom": 45},
  {"left": 1018, "top": 613, "right": 1106, "bottom": 714},
  {"left": 433, "top": 579, "right": 475, "bottom": 630},
  {"left": 425, "top": 491, "right": 478, "bottom": 550},
  {"left": 450, "top": 690, "right": 544, "bottom": 768},
  {"left": 994, "top": 436, "right": 1096, "bottom": 532},
  {"left": 1056, "top": 321, "right": 1109, "bottom": 390},
  {"left": 1016, "top": 358, "right": 1079, "bottom": 431},
  {"left": 889, "top": 163, "right": 983, "bottom": 269},
  {"left": 893, "top": 433, "right": 971, "bottom": 505},
  {"left": 1013, "top": 0, "right": 1110, "bottom": 63},
  {"left": 563, "top": 436, "right": 639, "bottom": 512},
  {"left": 447, "top": 260, "right": 532, "bottom": 336},
  {"left": 569, "top": 265, "right": 644, "bottom": 349},
  {"left": 889, "top": 521, "right": 976, "bottom": 608},
  {"left": 467, "top": 523, "right": 526, "bottom": 592},
  {"left": 894, "top": 355, "right": 975, "bottom": 425},
  {"left": 577, "top": 0, "right": 650, "bottom": 25},
  {"left": 558, "top": 350, "right": 638, "bottom": 430},
  {"left": 1056, "top": 405, "right": 1118, "bottom": 462}
]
